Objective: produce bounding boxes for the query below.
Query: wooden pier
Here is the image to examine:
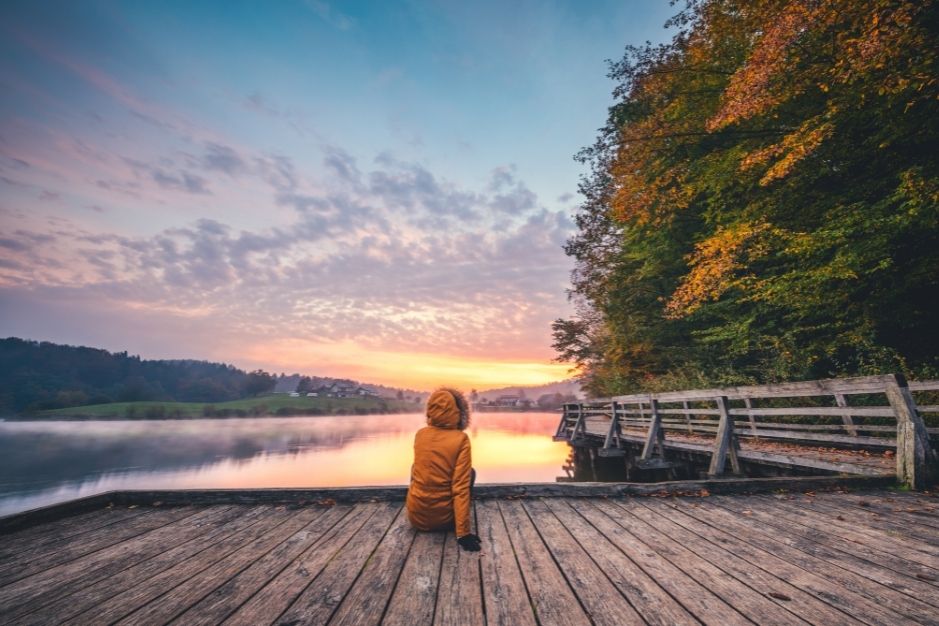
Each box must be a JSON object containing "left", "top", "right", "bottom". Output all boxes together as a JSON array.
[
  {"left": 555, "top": 374, "right": 938, "bottom": 488},
  {"left": 1, "top": 486, "right": 939, "bottom": 625}
]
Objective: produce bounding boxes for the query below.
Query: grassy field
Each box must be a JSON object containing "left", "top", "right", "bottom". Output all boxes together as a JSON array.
[{"left": 35, "top": 395, "right": 420, "bottom": 419}]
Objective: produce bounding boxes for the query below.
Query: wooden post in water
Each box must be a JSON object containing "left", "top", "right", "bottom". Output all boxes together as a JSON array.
[
  {"left": 709, "top": 396, "right": 741, "bottom": 476},
  {"left": 885, "top": 374, "right": 936, "bottom": 489}
]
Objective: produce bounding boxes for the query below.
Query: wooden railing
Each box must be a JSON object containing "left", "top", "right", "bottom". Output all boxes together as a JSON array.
[{"left": 554, "top": 374, "right": 938, "bottom": 489}]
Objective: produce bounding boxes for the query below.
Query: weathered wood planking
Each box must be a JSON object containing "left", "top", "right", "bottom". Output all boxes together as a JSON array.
[
  {"left": 559, "top": 373, "right": 939, "bottom": 487},
  {"left": 3, "top": 491, "right": 939, "bottom": 625}
]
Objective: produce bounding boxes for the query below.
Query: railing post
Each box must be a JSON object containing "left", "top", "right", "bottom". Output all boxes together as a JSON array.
[
  {"left": 743, "top": 397, "right": 758, "bottom": 436},
  {"left": 603, "top": 401, "right": 623, "bottom": 452},
  {"left": 885, "top": 374, "right": 936, "bottom": 489},
  {"left": 554, "top": 405, "right": 572, "bottom": 439},
  {"left": 682, "top": 400, "right": 693, "bottom": 433},
  {"left": 641, "top": 397, "right": 664, "bottom": 461},
  {"left": 834, "top": 393, "right": 858, "bottom": 437},
  {"left": 709, "top": 395, "right": 741, "bottom": 476}
]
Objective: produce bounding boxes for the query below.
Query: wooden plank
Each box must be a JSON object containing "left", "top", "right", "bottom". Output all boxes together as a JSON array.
[
  {"left": 885, "top": 375, "right": 937, "bottom": 489},
  {"left": 640, "top": 398, "right": 664, "bottom": 461},
  {"left": 522, "top": 499, "right": 644, "bottom": 626},
  {"left": 611, "top": 374, "right": 898, "bottom": 404},
  {"left": 64, "top": 506, "right": 297, "bottom": 625},
  {"left": 474, "top": 500, "right": 536, "bottom": 626},
  {"left": 664, "top": 497, "right": 939, "bottom": 624},
  {"left": 497, "top": 499, "right": 591, "bottom": 625},
  {"left": 700, "top": 496, "right": 939, "bottom": 606},
  {"left": 223, "top": 502, "right": 388, "bottom": 626},
  {"left": 0, "top": 505, "right": 234, "bottom": 617},
  {"left": 626, "top": 499, "right": 861, "bottom": 625},
  {"left": 727, "top": 407, "right": 895, "bottom": 418},
  {"left": 271, "top": 503, "right": 401, "bottom": 625},
  {"left": 328, "top": 507, "right": 417, "bottom": 626},
  {"left": 708, "top": 396, "right": 740, "bottom": 476},
  {"left": 114, "top": 506, "right": 324, "bottom": 625},
  {"left": 826, "top": 492, "right": 939, "bottom": 531},
  {"left": 569, "top": 499, "right": 750, "bottom": 625},
  {"left": 0, "top": 506, "right": 196, "bottom": 587},
  {"left": 595, "top": 498, "right": 807, "bottom": 626},
  {"left": 638, "top": 498, "right": 924, "bottom": 626},
  {"left": 0, "top": 506, "right": 147, "bottom": 557},
  {"left": 756, "top": 496, "right": 939, "bottom": 568},
  {"left": 835, "top": 393, "right": 859, "bottom": 436},
  {"left": 381, "top": 531, "right": 446, "bottom": 626},
  {"left": 542, "top": 499, "right": 697, "bottom": 626},
  {"left": 14, "top": 506, "right": 271, "bottom": 626},
  {"left": 169, "top": 504, "right": 352, "bottom": 625},
  {"left": 743, "top": 397, "right": 758, "bottom": 435},
  {"left": 796, "top": 497, "right": 939, "bottom": 545},
  {"left": 433, "top": 529, "right": 485, "bottom": 626}
]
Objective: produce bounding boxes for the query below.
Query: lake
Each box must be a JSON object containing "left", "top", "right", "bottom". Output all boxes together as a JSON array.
[{"left": 0, "top": 412, "right": 571, "bottom": 516}]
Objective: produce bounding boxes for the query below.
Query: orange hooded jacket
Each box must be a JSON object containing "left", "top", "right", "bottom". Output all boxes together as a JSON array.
[{"left": 405, "top": 388, "right": 473, "bottom": 537}]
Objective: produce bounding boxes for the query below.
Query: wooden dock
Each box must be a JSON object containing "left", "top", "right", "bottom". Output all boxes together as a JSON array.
[
  {"left": 555, "top": 374, "right": 938, "bottom": 487},
  {"left": 2, "top": 488, "right": 939, "bottom": 625}
]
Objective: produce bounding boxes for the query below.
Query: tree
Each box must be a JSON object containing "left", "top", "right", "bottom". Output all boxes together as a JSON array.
[{"left": 557, "top": 0, "right": 939, "bottom": 395}]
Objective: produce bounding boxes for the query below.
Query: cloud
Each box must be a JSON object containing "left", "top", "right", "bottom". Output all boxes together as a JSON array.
[
  {"left": 0, "top": 146, "right": 576, "bottom": 382},
  {"left": 201, "top": 142, "right": 246, "bottom": 176},
  {"left": 152, "top": 169, "right": 210, "bottom": 195}
]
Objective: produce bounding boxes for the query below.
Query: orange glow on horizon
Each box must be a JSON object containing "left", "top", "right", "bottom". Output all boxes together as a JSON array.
[{"left": 241, "top": 338, "right": 573, "bottom": 390}]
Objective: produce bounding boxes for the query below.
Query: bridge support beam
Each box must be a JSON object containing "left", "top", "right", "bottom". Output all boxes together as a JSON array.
[{"left": 886, "top": 374, "right": 937, "bottom": 489}]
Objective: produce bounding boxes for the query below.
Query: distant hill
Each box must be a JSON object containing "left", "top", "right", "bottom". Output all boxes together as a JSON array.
[
  {"left": 0, "top": 337, "right": 424, "bottom": 414},
  {"left": 477, "top": 379, "right": 583, "bottom": 402}
]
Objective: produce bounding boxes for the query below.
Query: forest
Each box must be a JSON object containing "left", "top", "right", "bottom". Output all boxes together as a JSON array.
[
  {"left": 554, "top": 0, "right": 939, "bottom": 396},
  {"left": 0, "top": 338, "right": 277, "bottom": 413}
]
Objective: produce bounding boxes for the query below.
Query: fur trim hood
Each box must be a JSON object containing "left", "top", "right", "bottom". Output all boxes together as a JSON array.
[{"left": 426, "top": 387, "right": 471, "bottom": 430}]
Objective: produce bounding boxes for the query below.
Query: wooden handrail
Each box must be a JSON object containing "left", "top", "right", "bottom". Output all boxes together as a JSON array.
[{"left": 555, "top": 374, "right": 938, "bottom": 489}]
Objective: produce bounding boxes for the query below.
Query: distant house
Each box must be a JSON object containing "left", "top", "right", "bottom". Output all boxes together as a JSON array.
[
  {"left": 309, "top": 383, "right": 379, "bottom": 399},
  {"left": 495, "top": 394, "right": 521, "bottom": 407}
]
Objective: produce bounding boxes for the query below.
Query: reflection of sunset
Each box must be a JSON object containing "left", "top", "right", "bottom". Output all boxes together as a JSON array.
[
  {"left": 0, "top": 412, "right": 572, "bottom": 515},
  {"left": 161, "top": 420, "right": 570, "bottom": 488},
  {"left": 242, "top": 338, "right": 572, "bottom": 390}
]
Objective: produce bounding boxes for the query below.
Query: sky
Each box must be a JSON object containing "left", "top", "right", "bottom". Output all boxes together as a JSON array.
[{"left": 0, "top": 0, "right": 676, "bottom": 391}]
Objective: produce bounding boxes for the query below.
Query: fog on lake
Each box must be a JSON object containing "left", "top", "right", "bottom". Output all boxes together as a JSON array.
[{"left": 0, "top": 412, "right": 569, "bottom": 516}]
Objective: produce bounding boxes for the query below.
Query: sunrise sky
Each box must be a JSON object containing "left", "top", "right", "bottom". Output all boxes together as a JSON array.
[{"left": 0, "top": 1, "right": 675, "bottom": 390}]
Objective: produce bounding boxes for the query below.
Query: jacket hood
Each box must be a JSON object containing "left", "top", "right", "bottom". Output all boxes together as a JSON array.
[{"left": 426, "top": 387, "right": 470, "bottom": 430}]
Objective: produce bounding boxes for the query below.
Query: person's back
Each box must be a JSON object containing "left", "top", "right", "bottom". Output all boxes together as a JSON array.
[{"left": 406, "top": 388, "right": 481, "bottom": 551}]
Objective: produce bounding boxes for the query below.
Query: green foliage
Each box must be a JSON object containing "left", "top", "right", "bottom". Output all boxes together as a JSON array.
[
  {"left": 0, "top": 338, "right": 280, "bottom": 413},
  {"left": 556, "top": 0, "right": 939, "bottom": 396}
]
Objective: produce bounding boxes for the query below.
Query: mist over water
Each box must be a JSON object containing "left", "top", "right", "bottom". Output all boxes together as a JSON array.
[{"left": 0, "top": 412, "right": 569, "bottom": 516}]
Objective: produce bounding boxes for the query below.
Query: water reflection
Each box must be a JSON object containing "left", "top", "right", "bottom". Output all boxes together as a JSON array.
[{"left": 0, "top": 412, "right": 569, "bottom": 516}]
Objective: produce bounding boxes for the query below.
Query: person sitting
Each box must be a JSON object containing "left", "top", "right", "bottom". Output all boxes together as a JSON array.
[{"left": 405, "top": 387, "right": 481, "bottom": 552}]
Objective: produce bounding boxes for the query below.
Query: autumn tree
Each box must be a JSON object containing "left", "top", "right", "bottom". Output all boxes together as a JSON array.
[{"left": 556, "top": 0, "right": 939, "bottom": 395}]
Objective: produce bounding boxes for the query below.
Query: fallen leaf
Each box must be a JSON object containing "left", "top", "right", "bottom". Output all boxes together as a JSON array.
[
  {"left": 152, "top": 501, "right": 163, "bottom": 507},
  {"left": 916, "top": 573, "right": 936, "bottom": 582},
  {"left": 858, "top": 501, "right": 871, "bottom": 507},
  {"left": 128, "top": 505, "right": 138, "bottom": 509},
  {"left": 836, "top": 515, "right": 845, "bottom": 521},
  {"left": 768, "top": 592, "right": 792, "bottom": 601}
]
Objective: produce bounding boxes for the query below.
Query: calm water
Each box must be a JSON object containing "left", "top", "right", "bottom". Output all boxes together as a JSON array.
[{"left": 0, "top": 412, "right": 570, "bottom": 516}]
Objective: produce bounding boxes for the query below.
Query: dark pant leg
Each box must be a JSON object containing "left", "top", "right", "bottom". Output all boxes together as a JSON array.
[{"left": 470, "top": 468, "right": 476, "bottom": 498}]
